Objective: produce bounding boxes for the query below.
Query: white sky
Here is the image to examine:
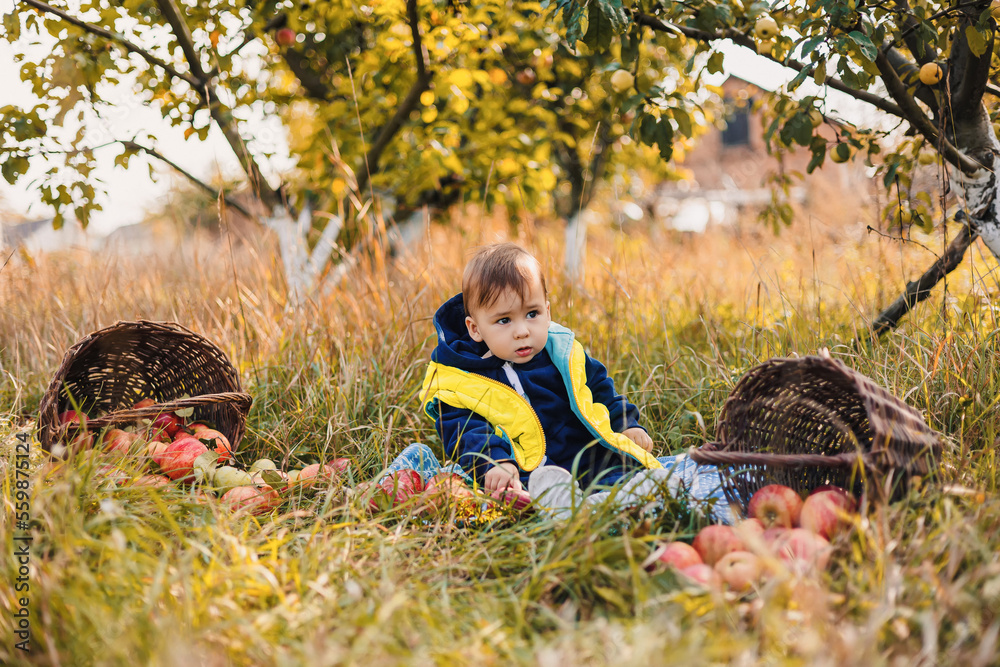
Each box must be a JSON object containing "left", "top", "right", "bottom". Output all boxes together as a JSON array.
[{"left": 0, "top": 6, "right": 878, "bottom": 235}]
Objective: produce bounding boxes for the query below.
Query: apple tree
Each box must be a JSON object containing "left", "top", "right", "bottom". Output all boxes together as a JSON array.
[
  {"left": 550, "top": 0, "right": 1000, "bottom": 334},
  {"left": 0, "top": 0, "right": 715, "bottom": 291}
]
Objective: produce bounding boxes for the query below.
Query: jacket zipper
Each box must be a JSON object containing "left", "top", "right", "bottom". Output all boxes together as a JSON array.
[{"left": 469, "top": 371, "right": 546, "bottom": 463}]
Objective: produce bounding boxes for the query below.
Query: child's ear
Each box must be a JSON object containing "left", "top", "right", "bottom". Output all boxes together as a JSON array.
[{"left": 465, "top": 315, "right": 484, "bottom": 342}]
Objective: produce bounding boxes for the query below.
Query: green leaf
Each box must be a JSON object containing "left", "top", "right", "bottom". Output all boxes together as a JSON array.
[
  {"left": 965, "top": 26, "right": 988, "bottom": 58},
  {"left": 672, "top": 108, "right": 692, "bottom": 138},
  {"left": 800, "top": 35, "right": 824, "bottom": 58},
  {"left": 584, "top": 0, "right": 615, "bottom": 51},
  {"left": 175, "top": 406, "right": 195, "bottom": 418},
  {"left": 807, "top": 141, "right": 826, "bottom": 174},
  {"left": 1, "top": 156, "right": 29, "bottom": 185},
  {"left": 847, "top": 31, "right": 876, "bottom": 62},
  {"left": 787, "top": 66, "right": 811, "bottom": 93},
  {"left": 261, "top": 469, "right": 284, "bottom": 488},
  {"left": 596, "top": 0, "right": 630, "bottom": 34},
  {"left": 3, "top": 12, "right": 20, "bottom": 40},
  {"left": 706, "top": 51, "right": 725, "bottom": 75}
]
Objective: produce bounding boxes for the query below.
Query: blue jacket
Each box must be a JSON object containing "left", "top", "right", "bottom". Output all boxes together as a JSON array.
[{"left": 419, "top": 293, "right": 659, "bottom": 487}]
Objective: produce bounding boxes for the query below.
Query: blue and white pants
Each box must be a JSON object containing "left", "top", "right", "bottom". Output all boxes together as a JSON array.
[{"left": 382, "top": 443, "right": 733, "bottom": 524}]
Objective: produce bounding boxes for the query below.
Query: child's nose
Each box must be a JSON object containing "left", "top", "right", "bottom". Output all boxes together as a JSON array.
[{"left": 514, "top": 322, "right": 529, "bottom": 338}]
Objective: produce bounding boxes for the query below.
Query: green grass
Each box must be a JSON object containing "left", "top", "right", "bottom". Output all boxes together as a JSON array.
[{"left": 2, "top": 215, "right": 1000, "bottom": 665}]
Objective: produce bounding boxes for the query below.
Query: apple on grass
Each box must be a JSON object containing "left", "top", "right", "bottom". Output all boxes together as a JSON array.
[
  {"left": 158, "top": 437, "right": 209, "bottom": 482},
  {"left": 775, "top": 528, "right": 832, "bottom": 572},
  {"left": 149, "top": 412, "right": 184, "bottom": 440},
  {"left": 692, "top": 524, "right": 746, "bottom": 566},
  {"left": 748, "top": 484, "right": 804, "bottom": 528},
  {"left": 381, "top": 469, "right": 425, "bottom": 507},
  {"left": 799, "top": 490, "right": 857, "bottom": 540},
  {"left": 714, "top": 551, "right": 763, "bottom": 593},
  {"left": 679, "top": 563, "right": 722, "bottom": 589},
  {"left": 102, "top": 428, "right": 139, "bottom": 455},
  {"left": 131, "top": 474, "right": 171, "bottom": 487},
  {"left": 188, "top": 427, "right": 232, "bottom": 461},
  {"left": 647, "top": 541, "right": 702, "bottom": 572},
  {"left": 222, "top": 484, "right": 281, "bottom": 515}
]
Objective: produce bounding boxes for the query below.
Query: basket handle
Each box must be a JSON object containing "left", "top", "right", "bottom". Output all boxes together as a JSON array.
[{"left": 688, "top": 442, "right": 866, "bottom": 469}]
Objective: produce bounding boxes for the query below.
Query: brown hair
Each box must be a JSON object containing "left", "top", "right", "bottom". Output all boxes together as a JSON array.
[{"left": 462, "top": 243, "right": 547, "bottom": 315}]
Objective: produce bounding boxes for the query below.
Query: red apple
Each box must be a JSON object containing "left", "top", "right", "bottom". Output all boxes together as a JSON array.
[
  {"left": 382, "top": 469, "right": 425, "bottom": 506},
  {"left": 294, "top": 463, "right": 334, "bottom": 488},
  {"left": 131, "top": 474, "right": 171, "bottom": 487},
  {"left": 678, "top": 563, "right": 722, "bottom": 589},
  {"left": 775, "top": 528, "right": 832, "bottom": 571},
  {"left": 222, "top": 484, "right": 281, "bottom": 515},
  {"left": 59, "top": 410, "right": 88, "bottom": 425},
  {"left": 329, "top": 458, "right": 352, "bottom": 474},
  {"left": 800, "top": 490, "right": 857, "bottom": 539},
  {"left": 150, "top": 412, "right": 184, "bottom": 440},
  {"left": 692, "top": 524, "right": 745, "bottom": 566},
  {"left": 735, "top": 517, "right": 765, "bottom": 540},
  {"left": 102, "top": 428, "right": 138, "bottom": 454},
  {"left": 146, "top": 440, "right": 170, "bottom": 463},
  {"left": 748, "top": 484, "right": 804, "bottom": 528},
  {"left": 489, "top": 487, "right": 532, "bottom": 511},
  {"left": 275, "top": 27, "right": 296, "bottom": 47},
  {"left": 650, "top": 541, "right": 703, "bottom": 571},
  {"left": 761, "top": 527, "right": 790, "bottom": 552},
  {"left": 714, "top": 550, "right": 763, "bottom": 593},
  {"left": 190, "top": 428, "right": 232, "bottom": 462},
  {"left": 159, "top": 436, "right": 209, "bottom": 482}
]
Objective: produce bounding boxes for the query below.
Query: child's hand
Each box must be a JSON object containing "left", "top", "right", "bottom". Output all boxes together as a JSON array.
[
  {"left": 623, "top": 427, "right": 654, "bottom": 452},
  {"left": 484, "top": 461, "right": 523, "bottom": 492}
]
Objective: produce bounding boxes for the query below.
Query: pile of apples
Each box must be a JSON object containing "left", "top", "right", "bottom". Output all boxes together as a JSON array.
[
  {"left": 58, "top": 401, "right": 354, "bottom": 515},
  {"left": 648, "top": 483, "right": 858, "bottom": 593},
  {"left": 361, "top": 469, "right": 532, "bottom": 517}
]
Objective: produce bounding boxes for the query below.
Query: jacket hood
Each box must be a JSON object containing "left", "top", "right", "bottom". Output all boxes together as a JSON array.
[{"left": 431, "top": 293, "right": 505, "bottom": 371}]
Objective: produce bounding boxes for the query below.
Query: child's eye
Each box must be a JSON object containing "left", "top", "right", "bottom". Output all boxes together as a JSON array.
[
  {"left": 526, "top": 310, "right": 538, "bottom": 319},
  {"left": 497, "top": 317, "right": 510, "bottom": 325}
]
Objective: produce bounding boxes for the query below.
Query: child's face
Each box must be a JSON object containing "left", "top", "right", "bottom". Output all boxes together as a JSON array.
[{"left": 465, "top": 271, "right": 550, "bottom": 364}]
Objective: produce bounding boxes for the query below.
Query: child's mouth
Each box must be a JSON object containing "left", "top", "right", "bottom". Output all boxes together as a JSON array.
[{"left": 515, "top": 347, "right": 533, "bottom": 357}]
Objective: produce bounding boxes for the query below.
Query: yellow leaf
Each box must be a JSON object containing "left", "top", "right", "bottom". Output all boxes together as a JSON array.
[
  {"left": 420, "top": 90, "right": 435, "bottom": 106},
  {"left": 538, "top": 169, "right": 556, "bottom": 190},
  {"left": 331, "top": 178, "right": 347, "bottom": 198},
  {"left": 448, "top": 69, "right": 474, "bottom": 89},
  {"left": 488, "top": 68, "right": 507, "bottom": 86},
  {"left": 184, "top": 127, "right": 195, "bottom": 140},
  {"left": 421, "top": 107, "right": 438, "bottom": 123},
  {"left": 451, "top": 95, "right": 470, "bottom": 114}
]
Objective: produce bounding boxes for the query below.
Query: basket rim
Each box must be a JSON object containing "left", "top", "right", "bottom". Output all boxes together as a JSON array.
[{"left": 38, "top": 320, "right": 250, "bottom": 452}]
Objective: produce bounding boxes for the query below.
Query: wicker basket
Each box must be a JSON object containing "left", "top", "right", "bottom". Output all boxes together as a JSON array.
[
  {"left": 688, "top": 350, "right": 943, "bottom": 515},
  {"left": 38, "top": 320, "right": 252, "bottom": 454}
]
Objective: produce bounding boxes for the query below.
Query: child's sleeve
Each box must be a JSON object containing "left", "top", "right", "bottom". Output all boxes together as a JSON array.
[
  {"left": 584, "top": 353, "right": 644, "bottom": 433},
  {"left": 437, "top": 403, "right": 518, "bottom": 481}
]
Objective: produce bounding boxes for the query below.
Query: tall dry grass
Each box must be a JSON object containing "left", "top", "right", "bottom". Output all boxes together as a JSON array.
[{"left": 2, "top": 206, "right": 1000, "bottom": 665}]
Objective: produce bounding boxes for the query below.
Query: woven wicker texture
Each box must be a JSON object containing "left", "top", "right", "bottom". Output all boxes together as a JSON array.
[
  {"left": 39, "top": 320, "right": 252, "bottom": 453},
  {"left": 689, "top": 352, "right": 942, "bottom": 515}
]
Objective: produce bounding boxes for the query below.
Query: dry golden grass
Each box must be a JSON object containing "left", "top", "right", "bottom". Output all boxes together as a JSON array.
[{"left": 2, "top": 206, "right": 1000, "bottom": 666}]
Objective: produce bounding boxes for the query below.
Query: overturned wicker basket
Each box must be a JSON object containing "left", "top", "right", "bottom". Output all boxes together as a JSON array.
[
  {"left": 689, "top": 351, "right": 943, "bottom": 515},
  {"left": 39, "top": 320, "right": 252, "bottom": 454}
]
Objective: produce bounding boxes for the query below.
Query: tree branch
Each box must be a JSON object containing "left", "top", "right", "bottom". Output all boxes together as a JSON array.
[
  {"left": 867, "top": 218, "right": 978, "bottom": 338},
  {"left": 634, "top": 12, "right": 907, "bottom": 118},
  {"left": 20, "top": 0, "right": 201, "bottom": 88},
  {"left": 154, "top": 0, "right": 207, "bottom": 81},
  {"left": 874, "top": 49, "right": 982, "bottom": 174},
  {"left": 948, "top": 9, "right": 994, "bottom": 115},
  {"left": 355, "top": 0, "right": 432, "bottom": 196},
  {"left": 122, "top": 141, "right": 255, "bottom": 220}
]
